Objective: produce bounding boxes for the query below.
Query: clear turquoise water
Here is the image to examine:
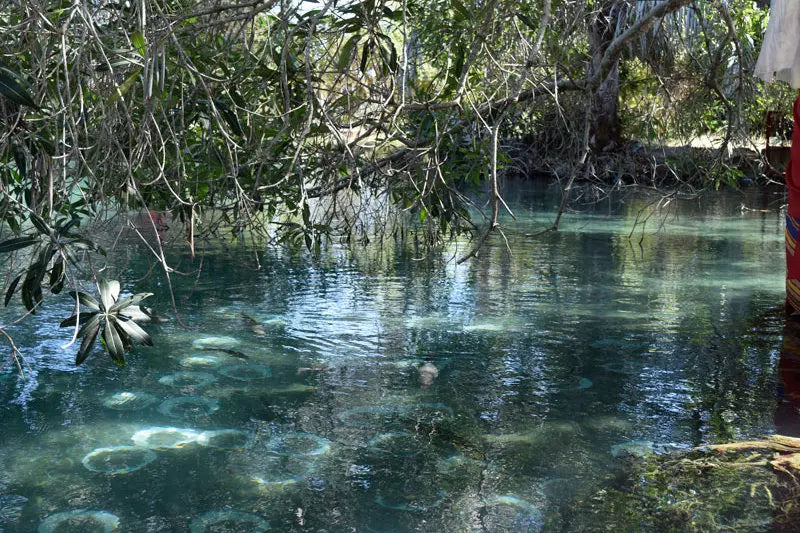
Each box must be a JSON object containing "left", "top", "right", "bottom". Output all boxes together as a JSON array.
[{"left": 0, "top": 184, "right": 791, "bottom": 531}]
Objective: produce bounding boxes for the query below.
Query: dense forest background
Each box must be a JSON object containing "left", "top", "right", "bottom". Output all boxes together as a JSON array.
[{"left": 0, "top": 0, "right": 794, "bottom": 362}]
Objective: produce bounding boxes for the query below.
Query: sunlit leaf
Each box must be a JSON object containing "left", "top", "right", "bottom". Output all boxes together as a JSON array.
[
  {"left": 0, "top": 235, "right": 39, "bottom": 253},
  {"left": 115, "top": 316, "right": 153, "bottom": 346}
]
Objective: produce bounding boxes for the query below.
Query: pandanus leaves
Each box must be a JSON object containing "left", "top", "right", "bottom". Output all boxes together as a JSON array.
[{"left": 60, "top": 280, "right": 154, "bottom": 366}]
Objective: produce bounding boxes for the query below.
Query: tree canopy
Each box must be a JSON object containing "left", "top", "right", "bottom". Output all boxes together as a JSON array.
[{"left": 0, "top": 0, "right": 792, "bottom": 364}]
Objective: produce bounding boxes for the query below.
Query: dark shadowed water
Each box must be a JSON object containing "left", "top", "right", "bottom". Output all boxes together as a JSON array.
[{"left": 0, "top": 183, "right": 793, "bottom": 531}]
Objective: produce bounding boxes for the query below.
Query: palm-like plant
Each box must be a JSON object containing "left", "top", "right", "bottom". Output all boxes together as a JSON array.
[{"left": 60, "top": 279, "right": 153, "bottom": 366}]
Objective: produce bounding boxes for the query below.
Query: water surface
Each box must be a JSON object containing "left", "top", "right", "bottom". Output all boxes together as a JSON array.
[{"left": 0, "top": 184, "right": 791, "bottom": 531}]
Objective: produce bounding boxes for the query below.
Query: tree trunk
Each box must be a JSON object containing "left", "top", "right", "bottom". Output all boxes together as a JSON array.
[{"left": 588, "top": 0, "right": 622, "bottom": 152}]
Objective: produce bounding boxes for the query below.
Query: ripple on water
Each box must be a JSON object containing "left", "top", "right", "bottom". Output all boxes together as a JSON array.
[
  {"left": 158, "top": 396, "right": 220, "bottom": 418},
  {"left": 38, "top": 510, "right": 121, "bottom": 533},
  {"left": 189, "top": 510, "right": 270, "bottom": 533},
  {"left": 0, "top": 494, "right": 28, "bottom": 522},
  {"left": 132, "top": 427, "right": 203, "bottom": 449},
  {"left": 81, "top": 446, "right": 157, "bottom": 474}
]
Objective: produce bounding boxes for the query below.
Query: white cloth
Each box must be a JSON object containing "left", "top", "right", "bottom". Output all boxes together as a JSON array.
[{"left": 754, "top": 0, "right": 800, "bottom": 88}]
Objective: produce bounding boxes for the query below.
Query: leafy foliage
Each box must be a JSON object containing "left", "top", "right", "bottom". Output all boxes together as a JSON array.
[
  {"left": 0, "top": 214, "right": 102, "bottom": 312},
  {"left": 59, "top": 280, "right": 153, "bottom": 366}
]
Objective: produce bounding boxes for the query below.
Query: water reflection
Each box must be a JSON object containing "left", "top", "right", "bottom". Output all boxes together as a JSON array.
[{"left": 0, "top": 185, "right": 795, "bottom": 530}]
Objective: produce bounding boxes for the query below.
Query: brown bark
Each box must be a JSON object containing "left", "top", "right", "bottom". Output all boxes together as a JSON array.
[{"left": 588, "top": 0, "right": 622, "bottom": 152}]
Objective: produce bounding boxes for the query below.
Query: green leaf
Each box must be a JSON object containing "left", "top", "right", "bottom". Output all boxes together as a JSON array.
[
  {"left": 76, "top": 312, "right": 101, "bottom": 338},
  {"left": 0, "top": 235, "right": 39, "bottom": 253},
  {"left": 75, "top": 319, "right": 100, "bottom": 365},
  {"left": 11, "top": 143, "right": 26, "bottom": 180},
  {"left": 516, "top": 12, "right": 538, "bottom": 32},
  {"left": 338, "top": 34, "right": 361, "bottom": 72},
  {"left": 115, "top": 316, "right": 153, "bottom": 346},
  {"left": 131, "top": 31, "right": 146, "bottom": 57},
  {"left": 49, "top": 255, "right": 65, "bottom": 294},
  {"left": 29, "top": 212, "right": 51, "bottom": 236},
  {"left": 103, "top": 319, "right": 126, "bottom": 366},
  {"left": 0, "top": 67, "right": 40, "bottom": 109},
  {"left": 108, "top": 67, "right": 142, "bottom": 104},
  {"left": 360, "top": 42, "right": 370, "bottom": 74},
  {"left": 68, "top": 290, "right": 100, "bottom": 311},
  {"left": 110, "top": 292, "right": 153, "bottom": 313},
  {"left": 98, "top": 279, "right": 120, "bottom": 310},
  {"left": 4, "top": 274, "right": 22, "bottom": 307},
  {"left": 59, "top": 311, "right": 98, "bottom": 328},
  {"left": 452, "top": 0, "right": 470, "bottom": 22}
]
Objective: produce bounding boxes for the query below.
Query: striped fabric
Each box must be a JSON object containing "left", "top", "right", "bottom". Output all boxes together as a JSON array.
[
  {"left": 788, "top": 215, "right": 800, "bottom": 313},
  {"left": 787, "top": 215, "right": 800, "bottom": 256}
]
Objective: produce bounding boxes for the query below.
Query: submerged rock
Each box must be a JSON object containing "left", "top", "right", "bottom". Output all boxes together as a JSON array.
[
  {"left": 337, "top": 405, "right": 400, "bottom": 428},
  {"left": 157, "top": 396, "right": 220, "bottom": 418},
  {"left": 418, "top": 363, "right": 439, "bottom": 387},
  {"left": 610, "top": 440, "right": 655, "bottom": 458},
  {"left": 158, "top": 371, "right": 217, "bottom": 388},
  {"left": 268, "top": 432, "right": 330, "bottom": 456},
  {"left": 189, "top": 510, "right": 270, "bottom": 533},
  {"left": 101, "top": 391, "right": 158, "bottom": 411},
  {"left": 218, "top": 363, "right": 271, "bottom": 381},
  {"left": 132, "top": 427, "right": 202, "bottom": 449},
  {"left": 38, "top": 510, "right": 121, "bottom": 533},
  {"left": 180, "top": 355, "right": 224, "bottom": 368},
  {"left": 368, "top": 432, "right": 424, "bottom": 457},
  {"left": 192, "top": 336, "right": 240, "bottom": 350},
  {"left": 249, "top": 454, "right": 315, "bottom": 487},
  {"left": 375, "top": 486, "right": 447, "bottom": 512},
  {"left": 483, "top": 495, "right": 544, "bottom": 532},
  {"left": 81, "top": 446, "right": 157, "bottom": 474},
  {"left": 198, "top": 429, "right": 252, "bottom": 450}
]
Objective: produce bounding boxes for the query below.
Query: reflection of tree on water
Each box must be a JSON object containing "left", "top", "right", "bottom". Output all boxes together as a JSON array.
[
  {"left": 776, "top": 317, "right": 800, "bottom": 438},
  {"left": 774, "top": 316, "right": 800, "bottom": 532}
]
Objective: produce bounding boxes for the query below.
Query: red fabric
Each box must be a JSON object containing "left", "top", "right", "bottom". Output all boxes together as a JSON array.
[
  {"left": 786, "top": 93, "right": 800, "bottom": 314},
  {"left": 788, "top": 92, "right": 800, "bottom": 217}
]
